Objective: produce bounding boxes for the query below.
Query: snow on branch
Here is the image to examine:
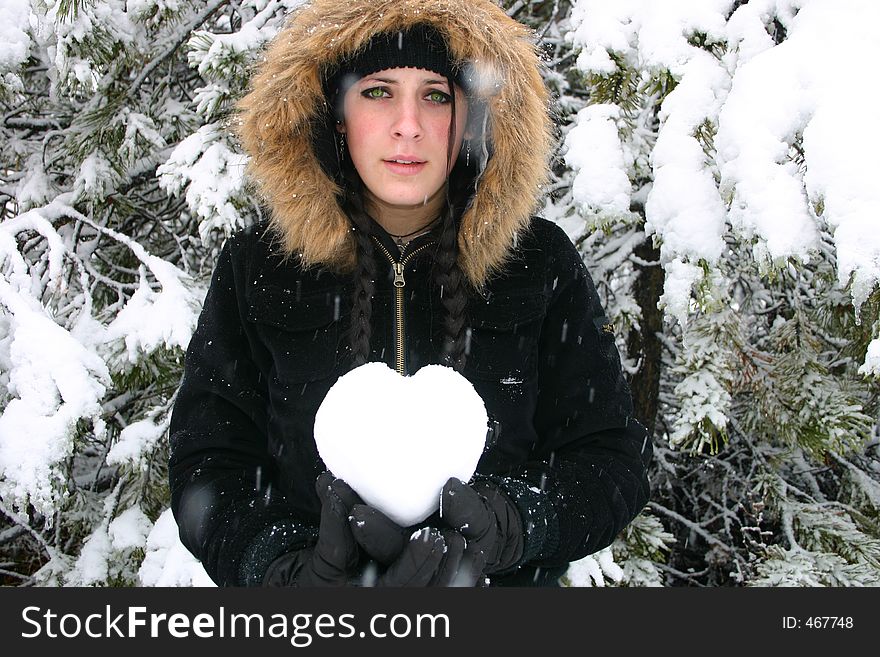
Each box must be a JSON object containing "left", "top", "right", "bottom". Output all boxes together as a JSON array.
[
  {"left": 157, "top": 123, "right": 249, "bottom": 241},
  {"left": 0, "top": 204, "right": 110, "bottom": 518},
  {"left": 49, "top": 196, "right": 202, "bottom": 362},
  {"left": 0, "top": 196, "right": 200, "bottom": 518},
  {"left": 566, "top": 0, "right": 880, "bottom": 375}
]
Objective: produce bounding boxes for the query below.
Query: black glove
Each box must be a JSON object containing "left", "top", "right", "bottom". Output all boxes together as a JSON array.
[
  {"left": 348, "top": 504, "right": 486, "bottom": 587},
  {"left": 347, "top": 503, "right": 408, "bottom": 565},
  {"left": 439, "top": 477, "right": 524, "bottom": 574},
  {"left": 262, "top": 472, "right": 362, "bottom": 586}
]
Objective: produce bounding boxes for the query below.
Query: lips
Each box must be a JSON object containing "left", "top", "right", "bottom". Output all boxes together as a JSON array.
[
  {"left": 385, "top": 157, "right": 425, "bottom": 164},
  {"left": 383, "top": 157, "right": 427, "bottom": 175}
]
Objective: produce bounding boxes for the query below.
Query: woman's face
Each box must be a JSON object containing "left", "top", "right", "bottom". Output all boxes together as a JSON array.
[{"left": 338, "top": 67, "right": 469, "bottom": 212}]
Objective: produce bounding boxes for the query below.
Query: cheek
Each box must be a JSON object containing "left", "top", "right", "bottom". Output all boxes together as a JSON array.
[
  {"left": 426, "top": 113, "right": 459, "bottom": 150},
  {"left": 345, "top": 116, "right": 381, "bottom": 162}
]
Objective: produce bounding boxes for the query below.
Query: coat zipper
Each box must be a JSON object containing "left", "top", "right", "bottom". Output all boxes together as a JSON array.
[{"left": 372, "top": 238, "right": 433, "bottom": 375}]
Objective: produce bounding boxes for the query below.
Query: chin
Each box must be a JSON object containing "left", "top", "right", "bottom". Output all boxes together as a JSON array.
[
  {"left": 377, "top": 188, "right": 441, "bottom": 207},
  {"left": 384, "top": 195, "right": 434, "bottom": 207}
]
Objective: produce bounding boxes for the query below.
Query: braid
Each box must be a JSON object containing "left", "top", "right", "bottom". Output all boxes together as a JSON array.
[
  {"left": 342, "top": 182, "right": 377, "bottom": 369},
  {"left": 434, "top": 205, "right": 469, "bottom": 372},
  {"left": 428, "top": 73, "right": 484, "bottom": 373}
]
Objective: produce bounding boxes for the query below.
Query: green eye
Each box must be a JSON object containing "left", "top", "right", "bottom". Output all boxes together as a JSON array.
[
  {"left": 428, "top": 91, "right": 450, "bottom": 103},
  {"left": 364, "top": 87, "right": 387, "bottom": 99}
]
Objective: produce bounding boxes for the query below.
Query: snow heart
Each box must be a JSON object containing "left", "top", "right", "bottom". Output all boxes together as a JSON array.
[{"left": 314, "top": 362, "right": 488, "bottom": 527}]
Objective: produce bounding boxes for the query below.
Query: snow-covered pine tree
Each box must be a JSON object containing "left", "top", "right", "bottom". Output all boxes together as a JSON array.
[
  {"left": 563, "top": 0, "right": 880, "bottom": 585},
  {"left": 509, "top": 0, "right": 674, "bottom": 587},
  {"left": 0, "top": 0, "right": 300, "bottom": 586}
]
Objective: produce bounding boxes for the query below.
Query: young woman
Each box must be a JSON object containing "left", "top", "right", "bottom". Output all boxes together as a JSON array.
[{"left": 169, "top": 0, "right": 652, "bottom": 587}]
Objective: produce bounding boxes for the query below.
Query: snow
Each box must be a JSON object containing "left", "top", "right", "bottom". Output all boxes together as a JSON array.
[
  {"left": 314, "top": 363, "right": 488, "bottom": 527},
  {"left": 645, "top": 50, "right": 728, "bottom": 266},
  {"left": 566, "top": 0, "right": 880, "bottom": 373},
  {"left": 73, "top": 151, "right": 118, "bottom": 202},
  {"left": 669, "top": 370, "right": 731, "bottom": 449},
  {"left": 567, "top": 0, "right": 733, "bottom": 76},
  {"left": 189, "top": 21, "right": 270, "bottom": 78},
  {"left": 104, "top": 261, "right": 201, "bottom": 363},
  {"left": 0, "top": 278, "right": 110, "bottom": 518},
  {"left": 128, "top": 0, "right": 184, "bottom": 20},
  {"left": 108, "top": 506, "right": 153, "bottom": 551},
  {"left": 14, "top": 155, "right": 54, "bottom": 212},
  {"left": 719, "top": 0, "right": 880, "bottom": 374},
  {"left": 0, "top": 198, "right": 199, "bottom": 519},
  {"left": 861, "top": 338, "right": 880, "bottom": 378},
  {"left": 139, "top": 509, "right": 215, "bottom": 587},
  {"left": 41, "top": 0, "right": 139, "bottom": 92},
  {"left": 68, "top": 521, "right": 112, "bottom": 586},
  {"left": 564, "top": 547, "right": 624, "bottom": 587},
  {"left": 0, "top": 0, "right": 31, "bottom": 72},
  {"left": 157, "top": 124, "right": 249, "bottom": 240},
  {"left": 66, "top": 494, "right": 155, "bottom": 585},
  {"left": 106, "top": 409, "right": 170, "bottom": 470},
  {"left": 564, "top": 103, "right": 633, "bottom": 222},
  {"left": 567, "top": 0, "right": 737, "bottom": 312},
  {"left": 117, "top": 109, "right": 167, "bottom": 165},
  {"left": 658, "top": 259, "right": 701, "bottom": 327}
]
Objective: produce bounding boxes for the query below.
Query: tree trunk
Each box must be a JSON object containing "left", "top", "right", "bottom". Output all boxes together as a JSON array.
[{"left": 627, "top": 235, "right": 664, "bottom": 435}]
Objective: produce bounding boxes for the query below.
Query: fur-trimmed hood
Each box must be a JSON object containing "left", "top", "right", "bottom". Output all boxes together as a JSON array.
[{"left": 236, "top": 0, "right": 553, "bottom": 287}]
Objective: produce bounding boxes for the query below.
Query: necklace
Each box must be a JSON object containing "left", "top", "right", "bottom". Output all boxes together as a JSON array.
[{"left": 388, "top": 216, "right": 442, "bottom": 253}]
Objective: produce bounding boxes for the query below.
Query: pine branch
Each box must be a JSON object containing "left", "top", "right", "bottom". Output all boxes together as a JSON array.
[
  {"left": 646, "top": 501, "right": 736, "bottom": 555},
  {"left": 128, "top": 0, "right": 231, "bottom": 100}
]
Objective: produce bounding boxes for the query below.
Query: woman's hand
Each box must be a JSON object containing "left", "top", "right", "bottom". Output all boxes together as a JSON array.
[
  {"left": 348, "top": 504, "right": 486, "bottom": 586},
  {"left": 262, "top": 472, "right": 362, "bottom": 586},
  {"left": 438, "top": 477, "right": 524, "bottom": 575}
]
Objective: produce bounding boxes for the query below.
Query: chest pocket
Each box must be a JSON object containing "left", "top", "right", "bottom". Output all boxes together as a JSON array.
[
  {"left": 465, "top": 292, "right": 545, "bottom": 381},
  {"left": 247, "top": 285, "right": 342, "bottom": 383}
]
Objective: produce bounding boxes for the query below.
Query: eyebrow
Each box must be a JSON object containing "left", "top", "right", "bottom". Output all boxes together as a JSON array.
[{"left": 362, "top": 76, "right": 449, "bottom": 86}]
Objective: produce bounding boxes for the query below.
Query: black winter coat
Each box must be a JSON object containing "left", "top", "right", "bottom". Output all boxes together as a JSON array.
[{"left": 169, "top": 216, "right": 652, "bottom": 586}]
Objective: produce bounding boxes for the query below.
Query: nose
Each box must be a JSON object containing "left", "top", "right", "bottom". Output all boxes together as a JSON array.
[{"left": 391, "top": 97, "right": 422, "bottom": 141}]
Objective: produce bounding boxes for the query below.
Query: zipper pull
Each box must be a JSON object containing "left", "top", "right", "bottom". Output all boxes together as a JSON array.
[{"left": 393, "top": 262, "right": 405, "bottom": 288}]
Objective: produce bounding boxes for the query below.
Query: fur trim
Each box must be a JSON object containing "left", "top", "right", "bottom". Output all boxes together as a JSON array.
[{"left": 236, "top": 0, "right": 553, "bottom": 287}]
